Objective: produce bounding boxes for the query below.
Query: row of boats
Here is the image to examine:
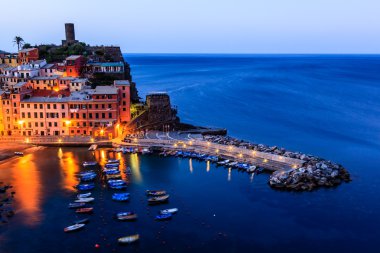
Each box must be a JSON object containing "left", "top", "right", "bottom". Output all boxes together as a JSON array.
[
  {"left": 161, "top": 150, "right": 263, "bottom": 173},
  {"left": 65, "top": 158, "right": 179, "bottom": 244}
]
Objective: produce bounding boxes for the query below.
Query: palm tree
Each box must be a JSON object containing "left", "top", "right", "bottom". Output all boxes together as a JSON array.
[{"left": 13, "top": 36, "right": 24, "bottom": 51}]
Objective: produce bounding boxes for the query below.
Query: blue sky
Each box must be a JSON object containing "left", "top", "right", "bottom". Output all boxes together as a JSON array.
[{"left": 1, "top": 0, "right": 379, "bottom": 53}]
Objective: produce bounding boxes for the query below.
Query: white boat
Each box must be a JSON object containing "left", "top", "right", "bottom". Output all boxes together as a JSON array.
[
  {"left": 14, "top": 152, "right": 24, "bottom": 156},
  {"left": 160, "top": 208, "right": 178, "bottom": 215},
  {"left": 107, "top": 159, "right": 120, "bottom": 164},
  {"left": 64, "top": 223, "right": 85, "bottom": 232},
  {"left": 82, "top": 161, "right": 97, "bottom": 167},
  {"left": 218, "top": 160, "right": 230, "bottom": 165},
  {"left": 75, "top": 197, "right": 95, "bottom": 203},
  {"left": 247, "top": 165, "right": 256, "bottom": 173},
  {"left": 77, "top": 192, "right": 92, "bottom": 199},
  {"left": 118, "top": 234, "right": 139, "bottom": 244},
  {"left": 228, "top": 161, "right": 238, "bottom": 167}
]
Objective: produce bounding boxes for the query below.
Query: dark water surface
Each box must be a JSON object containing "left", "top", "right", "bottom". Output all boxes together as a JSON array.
[{"left": 1, "top": 54, "right": 380, "bottom": 252}]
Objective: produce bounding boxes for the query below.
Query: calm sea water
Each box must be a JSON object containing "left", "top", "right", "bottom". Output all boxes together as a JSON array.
[{"left": 1, "top": 54, "right": 380, "bottom": 252}]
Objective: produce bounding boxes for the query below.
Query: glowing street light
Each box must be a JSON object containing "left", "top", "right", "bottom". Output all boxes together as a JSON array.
[
  {"left": 65, "top": 120, "right": 71, "bottom": 126},
  {"left": 18, "top": 120, "right": 24, "bottom": 125}
]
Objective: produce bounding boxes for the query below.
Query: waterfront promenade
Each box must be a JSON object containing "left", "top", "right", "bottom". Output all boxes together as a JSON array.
[{"left": 0, "top": 131, "right": 304, "bottom": 171}]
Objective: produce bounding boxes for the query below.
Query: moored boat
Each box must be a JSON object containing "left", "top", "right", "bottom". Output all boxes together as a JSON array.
[
  {"left": 112, "top": 193, "right": 130, "bottom": 201},
  {"left": 76, "top": 207, "right": 94, "bottom": 214},
  {"left": 159, "top": 208, "right": 178, "bottom": 215},
  {"left": 68, "top": 202, "right": 86, "bottom": 209},
  {"left": 107, "top": 159, "right": 120, "bottom": 164},
  {"left": 14, "top": 152, "right": 24, "bottom": 156},
  {"left": 82, "top": 161, "right": 98, "bottom": 167},
  {"left": 77, "top": 192, "right": 91, "bottom": 199},
  {"left": 116, "top": 212, "right": 137, "bottom": 221},
  {"left": 75, "top": 197, "right": 95, "bottom": 203},
  {"left": 155, "top": 213, "right": 172, "bottom": 220},
  {"left": 148, "top": 194, "right": 169, "bottom": 204},
  {"left": 118, "top": 234, "right": 139, "bottom": 244},
  {"left": 76, "top": 183, "right": 95, "bottom": 191},
  {"left": 146, "top": 190, "right": 166, "bottom": 196},
  {"left": 64, "top": 223, "right": 85, "bottom": 232}
]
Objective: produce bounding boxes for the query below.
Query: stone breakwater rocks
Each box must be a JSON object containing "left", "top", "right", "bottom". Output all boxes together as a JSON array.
[{"left": 204, "top": 135, "right": 351, "bottom": 191}]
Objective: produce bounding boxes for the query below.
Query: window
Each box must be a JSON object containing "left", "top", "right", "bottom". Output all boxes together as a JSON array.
[
  {"left": 54, "top": 122, "right": 57, "bottom": 127},
  {"left": 83, "top": 113, "right": 86, "bottom": 119},
  {"left": 34, "top": 104, "right": 37, "bottom": 109},
  {"left": 53, "top": 104, "right": 57, "bottom": 109},
  {"left": 102, "top": 113, "right": 105, "bottom": 118},
  {"left": 123, "top": 93, "right": 126, "bottom": 98},
  {"left": 76, "top": 113, "right": 79, "bottom": 119},
  {"left": 27, "top": 104, "right": 30, "bottom": 108},
  {"left": 27, "top": 112, "right": 31, "bottom": 118},
  {"left": 61, "top": 104, "right": 65, "bottom": 109},
  {"left": 40, "top": 122, "right": 44, "bottom": 127},
  {"left": 109, "top": 113, "right": 112, "bottom": 118},
  {"left": 95, "top": 104, "right": 98, "bottom": 109},
  {"left": 95, "top": 113, "right": 99, "bottom": 119},
  {"left": 83, "top": 122, "right": 86, "bottom": 127},
  {"left": 62, "top": 113, "right": 66, "bottom": 118},
  {"left": 34, "top": 112, "right": 37, "bottom": 118},
  {"left": 89, "top": 113, "right": 92, "bottom": 119},
  {"left": 35, "top": 122, "right": 38, "bottom": 127},
  {"left": 89, "top": 105, "right": 92, "bottom": 109},
  {"left": 40, "top": 112, "right": 43, "bottom": 118},
  {"left": 47, "top": 104, "right": 50, "bottom": 109},
  {"left": 39, "top": 104, "right": 43, "bottom": 109},
  {"left": 102, "top": 104, "right": 105, "bottom": 109},
  {"left": 108, "top": 104, "right": 112, "bottom": 108},
  {"left": 21, "top": 104, "right": 24, "bottom": 108},
  {"left": 48, "top": 122, "right": 52, "bottom": 127},
  {"left": 21, "top": 112, "right": 25, "bottom": 118}
]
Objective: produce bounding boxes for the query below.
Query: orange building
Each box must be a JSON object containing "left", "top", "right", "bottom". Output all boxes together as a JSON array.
[
  {"left": 114, "top": 80, "right": 131, "bottom": 123},
  {"left": 18, "top": 48, "right": 39, "bottom": 64},
  {"left": 65, "top": 55, "right": 86, "bottom": 77}
]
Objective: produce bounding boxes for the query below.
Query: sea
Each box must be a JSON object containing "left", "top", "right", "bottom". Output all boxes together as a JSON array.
[{"left": 1, "top": 54, "right": 380, "bottom": 253}]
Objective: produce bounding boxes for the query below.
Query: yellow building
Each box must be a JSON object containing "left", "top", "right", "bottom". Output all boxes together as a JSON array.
[{"left": 0, "top": 54, "right": 19, "bottom": 67}]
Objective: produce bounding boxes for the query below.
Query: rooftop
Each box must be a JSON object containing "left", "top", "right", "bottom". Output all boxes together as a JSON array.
[
  {"left": 91, "top": 86, "right": 118, "bottom": 95},
  {"left": 66, "top": 55, "right": 82, "bottom": 61},
  {"left": 114, "top": 80, "right": 130, "bottom": 86},
  {"left": 19, "top": 48, "right": 37, "bottom": 53}
]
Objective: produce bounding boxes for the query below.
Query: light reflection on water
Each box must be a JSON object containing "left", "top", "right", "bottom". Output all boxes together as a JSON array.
[
  {"left": 129, "top": 153, "right": 142, "bottom": 183},
  {"left": 11, "top": 154, "right": 42, "bottom": 226},
  {"left": 59, "top": 151, "right": 80, "bottom": 192}
]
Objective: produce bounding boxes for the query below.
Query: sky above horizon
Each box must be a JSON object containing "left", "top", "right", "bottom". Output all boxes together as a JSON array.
[{"left": 1, "top": 0, "right": 379, "bottom": 54}]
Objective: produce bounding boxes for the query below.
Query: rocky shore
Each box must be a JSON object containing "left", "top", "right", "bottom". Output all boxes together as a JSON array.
[
  {"left": 0, "top": 183, "right": 15, "bottom": 225},
  {"left": 204, "top": 135, "right": 351, "bottom": 191}
]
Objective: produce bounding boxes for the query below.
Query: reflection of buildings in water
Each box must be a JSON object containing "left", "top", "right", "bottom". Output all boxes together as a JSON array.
[
  {"left": 250, "top": 173, "right": 255, "bottom": 183},
  {"left": 12, "top": 154, "right": 42, "bottom": 226},
  {"left": 206, "top": 161, "right": 210, "bottom": 172},
  {"left": 59, "top": 150, "right": 79, "bottom": 191},
  {"left": 228, "top": 167, "right": 232, "bottom": 182},
  {"left": 129, "top": 153, "right": 142, "bottom": 183}
]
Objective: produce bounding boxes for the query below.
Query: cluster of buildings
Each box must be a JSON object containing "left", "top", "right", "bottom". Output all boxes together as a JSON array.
[{"left": 0, "top": 47, "right": 131, "bottom": 138}]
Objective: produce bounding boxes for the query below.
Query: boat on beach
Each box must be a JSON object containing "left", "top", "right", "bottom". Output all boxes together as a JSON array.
[
  {"left": 118, "top": 234, "right": 139, "bottom": 244},
  {"left": 64, "top": 223, "right": 85, "bottom": 232},
  {"left": 14, "top": 152, "right": 24, "bottom": 156}
]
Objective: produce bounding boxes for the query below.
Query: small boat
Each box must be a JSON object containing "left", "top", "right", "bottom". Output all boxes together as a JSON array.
[
  {"left": 107, "top": 159, "right": 120, "bottom": 164},
  {"left": 104, "top": 170, "right": 120, "bottom": 175},
  {"left": 155, "top": 213, "right": 172, "bottom": 220},
  {"left": 108, "top": 179, "right": 125, "bottom": 184},
  {"left": 76, "top": 207, "right": 94, "bottom": 214},
  {"left": 146, "top": 190, "right": 166, "bottom": 196},
  {"left": 108, "top": 181, "right": 126, "bottom": 186},
  {"left": 105, "top": 163, "right": 119, "bottom": 168},
  {"left": 68, "top": 202, "right": 86, "bottom": 209},
  {"left": 116, "top": 212, "right": 137, "bottom": 221},
  {"left": 75, "top": 197, "right": 95, "bottom": 203},
  {"left": 76, "top": 183, "right": 95, "bottom": 191},
  {"left": 82, "top": 161, "right": 98, "bottom": 167},
  {"left": 112, "top": 193, "right": 130, "bottom": 201},
  {"left": 14, "top": 152, "right": 24, "bottom": 156},
  {"left": 148, "top": 194, "right": 169, "bottom": 204},
  {"left": 160, "top": 208, "right": 178, "bottom": 215},
  {"left": 77, "top": 192, "right": 91, "bottom": 199},
  {"left": 73, "top": 218, "right": 90, "bottom": 224},
  {"left": 80, "top": 174, "right": 96, "bottom": 182},
  {"left": 64, "top": 223, "right": 85, "bottom": 232},
  {"left": 118, "top": 234, "right": 139, "bottom": 244},
  {"left": 109, "top": 184, "right": 127, "bottom": 190},
  {"left": 247, "top": 165, "right": 256, "bottom": 173},
  {"left": 106, "top": 174, "right": 122, "bottom": 180}
]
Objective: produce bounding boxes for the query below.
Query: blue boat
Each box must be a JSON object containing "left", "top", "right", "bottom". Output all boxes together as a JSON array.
[
  {"left": 76, "top": 183, "right": 95, "bottom": 191},
  {"left": 82, "top": 161, "right": 98, "bottom": 167},
  {"left": 80, "top": 174, "right": 96, "bottom": 182},
  {"left": 105, "top": 163, "right": 119, "bottom": 168},
  {"left": 155, "top": 213, "right": 172, "bottom": 220},
  {"left": 104, "top": 169, "right": 120, "bottom": 175},
  {"left": 109, "top": 184, "right": 127, "bottom": 190},
  {"left": 109, "top": 181, "right": 127, "bottom": 187},
  {"left": 108, "top": 179, "right": 125, "bottom": 184},
  {"left": 112, "top": 193, "right": 130, "bottom": 201},
  {"left": 107, "top": 159, "right": 120, "bottom": 164}
]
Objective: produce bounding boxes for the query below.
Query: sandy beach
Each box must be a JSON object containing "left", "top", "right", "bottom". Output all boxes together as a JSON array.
[{"left": 0, "top": 143, "right": 44, "bottom": 162}]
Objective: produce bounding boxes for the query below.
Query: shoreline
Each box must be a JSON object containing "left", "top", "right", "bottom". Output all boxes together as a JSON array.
[{"left": 0, "top": 143, "right": 45, "bottom": 164}]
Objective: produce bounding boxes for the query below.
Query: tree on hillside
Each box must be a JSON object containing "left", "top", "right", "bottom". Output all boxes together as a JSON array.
[
  {"left": 13, "top": 36, "right": 24, "bottom": 51},
  {"left": 22, "top": 43, "right": 32, "bottom": 49}
]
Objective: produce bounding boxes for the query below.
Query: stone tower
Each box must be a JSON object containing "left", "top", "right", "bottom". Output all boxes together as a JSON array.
[{"left": 62, "top": 23, "right": 78, "bottom": 46}]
